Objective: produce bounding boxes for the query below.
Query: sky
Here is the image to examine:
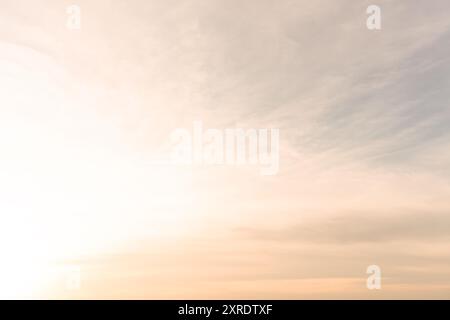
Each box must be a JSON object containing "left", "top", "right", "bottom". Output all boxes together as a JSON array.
[{"left": 0, "top": 0, "right": 450, "bottom": 299}]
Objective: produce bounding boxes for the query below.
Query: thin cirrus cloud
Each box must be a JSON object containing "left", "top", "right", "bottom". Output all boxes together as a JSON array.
[
  {"left": 0, "top": 0, "right": 450, "bottom": 298},
  {"left": 238, "top": 211, "right": 450, "bottom": 243}
]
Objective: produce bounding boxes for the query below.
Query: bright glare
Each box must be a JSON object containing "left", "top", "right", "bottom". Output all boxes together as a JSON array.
[{"left": 0, "top": 43, "right": 193, "bottom": 298}]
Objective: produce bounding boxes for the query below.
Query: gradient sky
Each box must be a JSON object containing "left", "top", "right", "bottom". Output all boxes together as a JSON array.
[{"left": 0, "top": 0, "right": 450, "bottom": 299}]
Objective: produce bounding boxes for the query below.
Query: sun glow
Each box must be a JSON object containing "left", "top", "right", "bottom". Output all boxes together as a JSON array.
[{"left": 0, "top": 42, "right": 194, "bottom": 298}]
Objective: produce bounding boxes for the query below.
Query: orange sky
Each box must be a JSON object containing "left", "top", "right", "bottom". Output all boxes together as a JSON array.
[{"left": 1, "top": 0, "right": 450, "bottom": 299}]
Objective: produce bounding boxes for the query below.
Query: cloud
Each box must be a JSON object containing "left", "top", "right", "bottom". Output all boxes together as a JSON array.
[
  {"left": 238, "top": 211, "right": 450, "bottom": 244},
  {"left": 2, "top": 0, "right": 450, "bottom": 298}
]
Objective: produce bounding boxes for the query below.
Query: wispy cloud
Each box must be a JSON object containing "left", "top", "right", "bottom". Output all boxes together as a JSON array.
[{"left": 1, "top": 0, "right": 450, "bottom": 298}]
